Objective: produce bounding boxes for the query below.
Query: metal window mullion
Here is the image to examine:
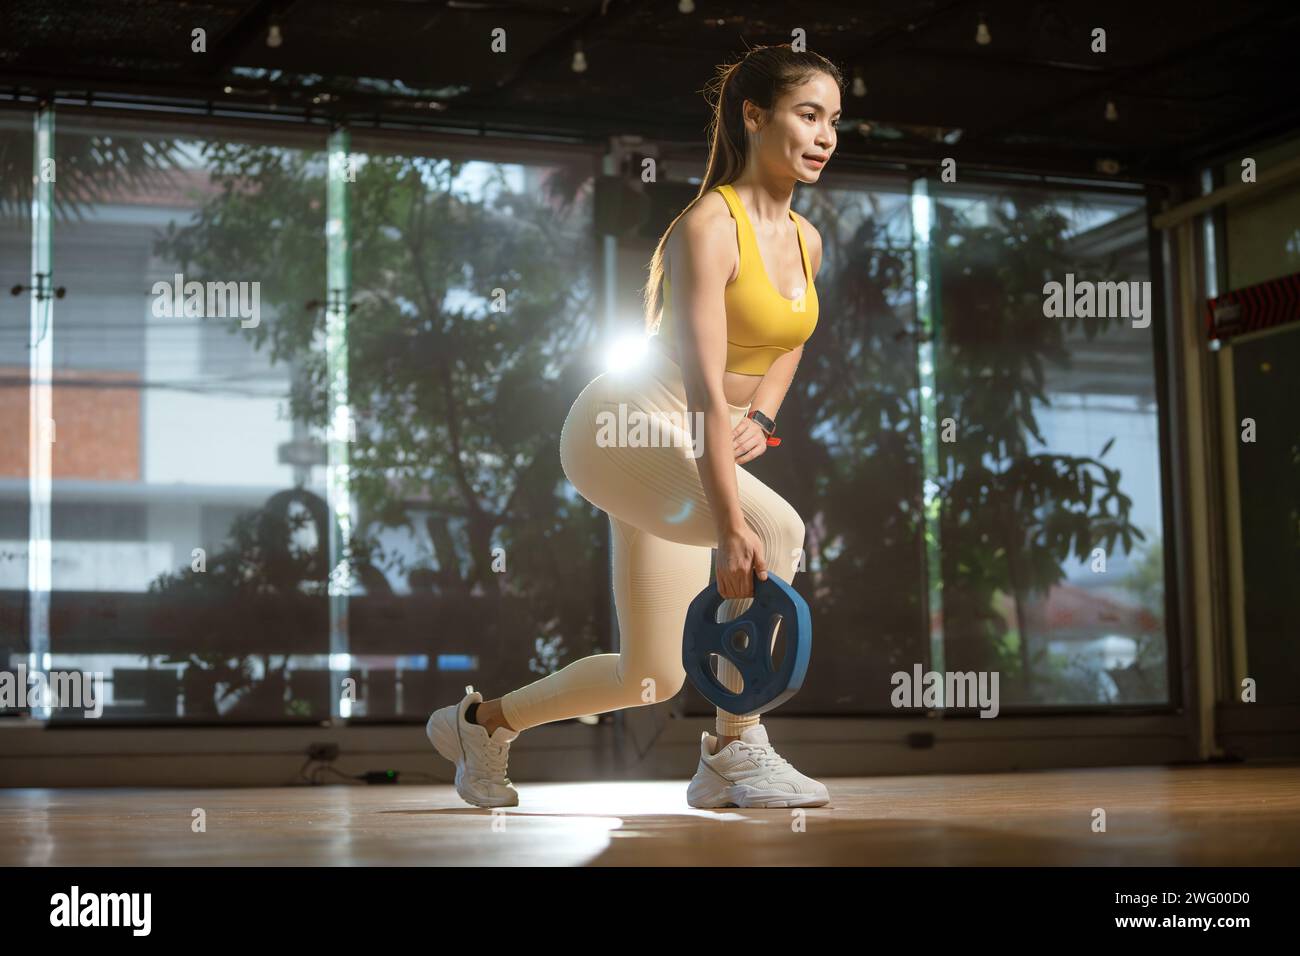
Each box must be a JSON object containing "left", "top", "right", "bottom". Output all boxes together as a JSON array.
[
  {"left": 910, "top": 177, "right": 947, "bottom": 696},
  {"left": 27, "top": 104, "right": 55, "bottom": 718},
  {"left": 326, "top": 125, "right": 353, "bottom": 720}
]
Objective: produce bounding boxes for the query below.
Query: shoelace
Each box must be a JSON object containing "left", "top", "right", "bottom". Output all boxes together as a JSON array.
[
  {"left": 479, "top": 737, "right": 510, "bottom": 777},
  {"left": 737, "top": 743, "right": 792, "bottom": 773}
]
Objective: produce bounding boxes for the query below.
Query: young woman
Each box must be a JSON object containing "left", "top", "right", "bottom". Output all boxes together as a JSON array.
[{"left": 428, "top": 44, "right": 842, "bottom": 809}]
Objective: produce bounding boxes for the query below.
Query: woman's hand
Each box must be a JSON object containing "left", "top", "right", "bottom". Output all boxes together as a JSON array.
[
  {"left": 716, "top": 525, "right": 768, "bottom": 599},
  {"left": 732, "top": 417, "right": 770, "bottom": 465}
]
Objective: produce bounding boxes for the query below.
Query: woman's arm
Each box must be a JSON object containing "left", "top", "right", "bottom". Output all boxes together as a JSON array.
[
  {"left": 747, "top": 344, "right": 802, "bottom": 424},
  {"left": 670, "top": 212, "right": 748, "bottom": 535}
]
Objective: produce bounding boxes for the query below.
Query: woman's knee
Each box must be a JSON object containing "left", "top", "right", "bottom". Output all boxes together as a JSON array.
[
  {"left": 621, "top": 664, "right": 688, "bottom": 706},
  {"left": 760, "top": 504, "right": 805, "bottom": 578},
  {"left": 785, "top": 510, "right": 806, "bottom": 575}
]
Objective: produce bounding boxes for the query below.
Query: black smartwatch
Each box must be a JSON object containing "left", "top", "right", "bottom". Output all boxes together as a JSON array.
[{"left": 747, "top": 409, "right": 781, "bottom": 446}]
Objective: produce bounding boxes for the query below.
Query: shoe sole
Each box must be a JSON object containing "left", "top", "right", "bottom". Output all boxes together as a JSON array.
[
  {"left": 689, "top": 788, "right": 830, "bottom": 809},
  {"left": 687, "top": 771, "right": 829, "bottom": 809},
  {"left": 426, "top": 705, "right": 519, "bottom": 808}
]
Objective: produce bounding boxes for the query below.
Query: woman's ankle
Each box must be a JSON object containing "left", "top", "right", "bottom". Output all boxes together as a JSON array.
[{"left": 475, "top": 699, "right": 515, "bottom": 734}]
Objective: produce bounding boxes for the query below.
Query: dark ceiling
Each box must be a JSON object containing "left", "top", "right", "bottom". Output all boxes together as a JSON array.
[{"left": 1, "top": 0, "right": 1297, "bottom": 181}]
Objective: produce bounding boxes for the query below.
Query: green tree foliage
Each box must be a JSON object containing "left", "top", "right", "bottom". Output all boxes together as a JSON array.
[{"left": 932, "top": 194, "right": 1144, "bottom": 701}]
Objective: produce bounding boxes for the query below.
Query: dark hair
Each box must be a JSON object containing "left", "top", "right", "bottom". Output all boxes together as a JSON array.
[{"left": 641, "top": 43, "right": 844, "bottom": 334}]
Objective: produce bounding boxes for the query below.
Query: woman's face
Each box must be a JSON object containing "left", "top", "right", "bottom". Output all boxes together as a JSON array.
[{"left": 744, "top": 72, "right": 841, "bottom": 183}]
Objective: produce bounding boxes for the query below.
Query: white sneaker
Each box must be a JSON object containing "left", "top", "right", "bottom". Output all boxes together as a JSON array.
[
  {"left": 426, "top": 685, "right": 520, "bottom": 808},
  {"left": 686, "top": 724, "right": 830, "bottom": 809}
]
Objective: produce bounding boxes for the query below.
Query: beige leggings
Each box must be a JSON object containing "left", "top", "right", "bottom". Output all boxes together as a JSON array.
[{"left": 499, "top": 346, "right": 806, "bottom": 737}]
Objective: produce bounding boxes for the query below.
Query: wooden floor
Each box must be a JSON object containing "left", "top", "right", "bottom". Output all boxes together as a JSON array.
[{"left": 3, "top": 763, "right": 1299, "bottom": 866}]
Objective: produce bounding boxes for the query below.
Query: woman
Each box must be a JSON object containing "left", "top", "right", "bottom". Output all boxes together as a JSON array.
[{"left": 428, "top": 44, "right": 842, "bottom": 809}]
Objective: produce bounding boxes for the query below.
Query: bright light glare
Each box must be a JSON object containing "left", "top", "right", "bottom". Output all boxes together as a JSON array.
[{"left": 604, "top": 332, "right": 649, "bottom": 373}]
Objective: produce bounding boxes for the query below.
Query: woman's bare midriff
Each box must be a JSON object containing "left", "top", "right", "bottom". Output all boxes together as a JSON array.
[{"left": 649, "top": 335, "right": 762, "bottom": 408}]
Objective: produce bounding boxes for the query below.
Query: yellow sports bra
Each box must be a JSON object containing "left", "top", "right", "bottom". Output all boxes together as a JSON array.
[{"left": 658, "top": 183, "right": 818, "bottom": 376}]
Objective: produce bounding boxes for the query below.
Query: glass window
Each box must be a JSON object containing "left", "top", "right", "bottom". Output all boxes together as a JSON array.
[
  {"left": 0, "top": 114, "right": 34, "bottom": 669},
  {"left": 2, "top": 107, "right": 1176, "bottom": 726},
  {"left": 930, "top": 182, "right": 1167, "bottom": 707},
  {"left": 1223, "top": 135, "right": 1300, "bottom": 290},
  {"left": 341, "top": 137, "right": 600, "bottom": 720},
  {"left": 46, "top": 115, "right": 330, "bottom": 722},
  {"left": 1232, "top": 327, "right": 1300, "bottom": 703}
]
